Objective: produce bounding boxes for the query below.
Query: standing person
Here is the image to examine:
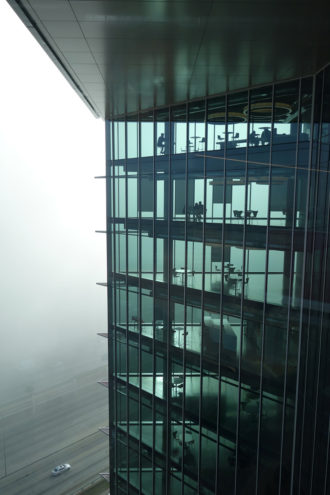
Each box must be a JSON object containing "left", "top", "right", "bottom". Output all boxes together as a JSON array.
[{"left": 157, "top": 133, "right": 165, "bottom": 154}]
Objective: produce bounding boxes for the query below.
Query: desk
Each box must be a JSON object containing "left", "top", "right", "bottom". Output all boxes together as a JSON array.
[
  {"left": 174, "top": 430, "right": 194, "bottom": 448},
  {"left": 172, "top": 326, "right": 188, "bottom": 347},
  {"left": 131, "top": 316, "right": 144, "bottom": 326},
  {"left": 246, "top": 209, "right": 258, "bottom": 218},
  {"left": 171, "top": 376, "right": 184, "bottom": 397},
  {"left": 190, "top": 136, "right": 201, "bottom": 151},
  {"left": 225, "top": 272, "right": 249, "bottom": 296},
  {"left": 233, "top": 209, "right": 257, "bottom": 219},
  {"left": 226, "top": 272, "right": 241, "bottom": 282},
  {"left": 155, "top": 320, "right": 166, "bottom": 341},
  {"left": 233, "top": 210, "right": 243, "bottom": 218},
  {"left": 172, "top": 376, "right": 184, "bottom": 387},
  {"left": 225, "top": 263, "right": 235, "bottom": 273},
  {"left": 225, "top": 272, "right": 242, "bottom": 296},
  {"left": 174, "top": 268, "right": 194, "bottom": 285}
]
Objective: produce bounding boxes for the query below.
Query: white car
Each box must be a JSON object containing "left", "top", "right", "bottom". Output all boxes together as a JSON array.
[{"left": 51, "top": 464, "right": 71, "bottom": 476}]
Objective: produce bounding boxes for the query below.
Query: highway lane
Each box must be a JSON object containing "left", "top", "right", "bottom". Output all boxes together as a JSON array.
[
  {"left": 0, "top": 431, "right": 108, "bottom": 495},
  {"left": 0, "top": 365, "right": 109, "bottom": 487}
]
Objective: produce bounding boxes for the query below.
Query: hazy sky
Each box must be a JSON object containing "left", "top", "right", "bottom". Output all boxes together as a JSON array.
[{"left": 0, "top": 1, "right": 107, "bottom": 391}]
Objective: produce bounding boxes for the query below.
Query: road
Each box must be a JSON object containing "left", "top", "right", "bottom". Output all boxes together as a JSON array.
[
  {"left": 0, "top": 432, "right": 108, "bottom": 495},
  {"left": 0, "top": 365, "right": 109, "bottom": 494}
]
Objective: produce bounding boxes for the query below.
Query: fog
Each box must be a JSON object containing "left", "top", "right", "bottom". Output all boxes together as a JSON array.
[{"left": 0, "top": 2, "right": 107, "bottom": 405}]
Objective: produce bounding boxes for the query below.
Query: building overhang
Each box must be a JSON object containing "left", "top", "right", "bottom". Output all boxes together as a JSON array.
[{"left": 8, "top": 0, "right": 330, "bottom": 119}]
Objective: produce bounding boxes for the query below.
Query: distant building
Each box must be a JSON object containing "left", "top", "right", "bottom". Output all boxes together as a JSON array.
[{"left": 8, "top": 1, "right": 330, "bottom": 494}]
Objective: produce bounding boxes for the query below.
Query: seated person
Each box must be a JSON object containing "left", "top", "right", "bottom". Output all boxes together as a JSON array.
[
  {"left": 249, "top": 130, "right": 259, "bottom": 146},
  {"left": 261, "top": 128, "right": 271, "bottom": 145}
]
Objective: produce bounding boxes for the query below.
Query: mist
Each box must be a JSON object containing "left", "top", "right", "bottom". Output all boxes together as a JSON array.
[
  {"left": 0, "top": 2, "right": 107, "bottom": 405},
  {"left": 0, "top": 5, "right": 109, "bottom": 491}
]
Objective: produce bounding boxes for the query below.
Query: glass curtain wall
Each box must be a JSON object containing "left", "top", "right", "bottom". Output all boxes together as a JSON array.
[{"left": 105, "top": 67, "right": 330, "bottom": 495}]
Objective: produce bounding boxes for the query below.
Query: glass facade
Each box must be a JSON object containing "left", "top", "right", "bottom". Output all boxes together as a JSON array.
[{"left": 105, "top": 66, "right": 330, "bottom": 494}]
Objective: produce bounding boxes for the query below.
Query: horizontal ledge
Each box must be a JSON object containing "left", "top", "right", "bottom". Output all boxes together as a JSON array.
[
  {"left": 99, "top": 426, "right": 109, "bottom": 436},
  {"left": 97, "top": 380, "right": 109, "bottom": 388}
]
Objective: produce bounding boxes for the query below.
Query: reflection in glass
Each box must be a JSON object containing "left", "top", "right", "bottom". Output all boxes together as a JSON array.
[{"left": 107, "top": 71, "right": 329, "bottom": 494}]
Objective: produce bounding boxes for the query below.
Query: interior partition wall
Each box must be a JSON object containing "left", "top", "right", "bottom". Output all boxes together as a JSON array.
[{"left": 105, "top": 66, "right": 330, "bottom": 495}]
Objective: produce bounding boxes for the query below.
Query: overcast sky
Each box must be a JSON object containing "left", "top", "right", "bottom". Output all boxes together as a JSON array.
[{"left": 0, "top": 1, "right": 107, "bottom": 394}]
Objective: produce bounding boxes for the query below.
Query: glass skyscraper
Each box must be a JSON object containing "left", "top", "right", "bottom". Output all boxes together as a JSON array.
[
  {"left": 7, "top": 1, "right": 330, "bottom": 493},
  {"left": 105, "top": 68, "right": 330, "bottom": 494}
]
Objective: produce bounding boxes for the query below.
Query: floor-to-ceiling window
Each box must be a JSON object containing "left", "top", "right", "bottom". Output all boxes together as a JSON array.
[{"left": 105, "top": 66, "right": 330, "bottom": 495}]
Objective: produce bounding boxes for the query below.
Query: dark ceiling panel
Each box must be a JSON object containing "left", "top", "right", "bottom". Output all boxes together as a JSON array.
[
  {"left": 64, "top": 51, "right": 96, "bottom": 63},
  {"left": 43, "top": 20, "right": 82, "bottom": 37},
  {"left": 28, "top": 0, "right": 75, "bottom": 21},
  {"left": 9, "top": 0, "right": 330, "bottom": 118},
  {"left": 53, "top": 37, "right": 90, "bottom": 52},
  {"left": 70, "top": 0, "right": 213, "bottom": 22}
]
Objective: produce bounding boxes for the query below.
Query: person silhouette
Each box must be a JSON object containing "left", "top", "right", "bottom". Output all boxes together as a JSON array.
[
  {"left": 261, "top": 128, "right": 271, "bottom": 145},
  {"left": 157, "top": 133, "right": 165, "bottom": 154},
  {"left": 249, "top": 130, "right": 259, "bottom": 146}
]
